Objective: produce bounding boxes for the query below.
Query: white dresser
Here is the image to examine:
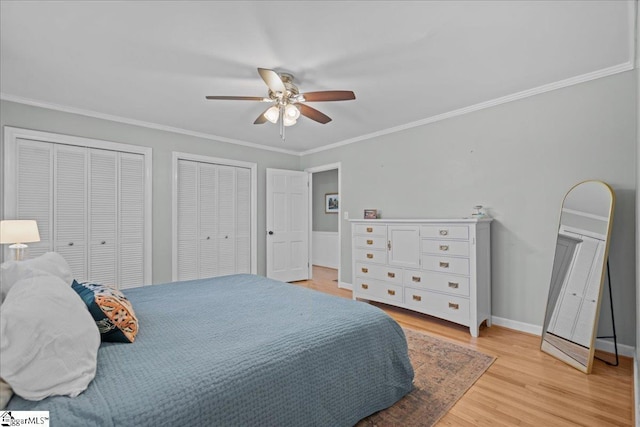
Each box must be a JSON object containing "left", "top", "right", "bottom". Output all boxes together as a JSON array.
[{"left": 350, "top": 218, "right": 492, "bottom": 337}]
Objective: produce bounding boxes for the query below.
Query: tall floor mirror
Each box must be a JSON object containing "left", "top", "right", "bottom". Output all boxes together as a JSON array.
[{"left": 541, "top": 180, "right": 615, "bottom": 373}]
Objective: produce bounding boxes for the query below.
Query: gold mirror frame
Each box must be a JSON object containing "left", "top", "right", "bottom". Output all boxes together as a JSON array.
[{"left": 540, "top": 180, "right": 615, "bottom": 373}]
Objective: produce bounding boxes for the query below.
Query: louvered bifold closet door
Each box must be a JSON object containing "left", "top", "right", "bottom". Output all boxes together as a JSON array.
[
  {"left": 235, "top": 167, "right": 251, "bottom": 274},
  {"left": 118, "top": 153, "right": 146, "bottom": 289},
  {"left": 175, "top": 158, "right": 252, "bottom": 280},
  {"left": 54, "top": 144, "right": 88, "bottom": 281},
  {"left": 88, "top": 149, "right": 117, "bottom": 286},
  {"left": 198, "top": 163, "right": 219, "bottom": 279},
  {"left": 177, "top": 160, "right": 199, "bottom": 281},
  {"left": 217, "top": 165, "right": 236, "bottom": 276},
  {"left": 15, "top": 139, "right": 53, "bottom": 259}
]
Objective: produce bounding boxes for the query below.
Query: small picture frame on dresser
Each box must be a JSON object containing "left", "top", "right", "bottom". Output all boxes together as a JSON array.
[{"left": 364, "top": 209, "right": 378, "bottom": 219}]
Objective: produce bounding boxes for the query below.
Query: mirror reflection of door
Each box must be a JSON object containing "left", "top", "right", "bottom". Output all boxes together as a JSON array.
[{"left": 541, "top": 180, "right": 615, "bottom": 374}]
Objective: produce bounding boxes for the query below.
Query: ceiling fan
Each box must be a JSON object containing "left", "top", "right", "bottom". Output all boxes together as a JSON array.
[{"left": 206, "top": 68, "right": 356, "bottom": 141}]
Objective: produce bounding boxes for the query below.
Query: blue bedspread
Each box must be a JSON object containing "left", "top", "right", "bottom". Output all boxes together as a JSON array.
[{"left": 8, "top": 274, "right": 414, "bottom": 426}]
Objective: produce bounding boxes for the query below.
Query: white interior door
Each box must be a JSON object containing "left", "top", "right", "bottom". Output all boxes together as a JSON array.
[{"left": 266, "top": 168, "right": 309, "bottom": 282}]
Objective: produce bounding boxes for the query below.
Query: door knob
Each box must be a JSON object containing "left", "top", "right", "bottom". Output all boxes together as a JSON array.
[{"left": 268, "top": 231, "right": 274, "bottom": 235}]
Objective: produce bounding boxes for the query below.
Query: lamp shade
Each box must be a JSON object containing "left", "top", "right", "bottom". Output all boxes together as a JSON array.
[{"left": 0, "top": 220, "right": 41, "bottom": 244}]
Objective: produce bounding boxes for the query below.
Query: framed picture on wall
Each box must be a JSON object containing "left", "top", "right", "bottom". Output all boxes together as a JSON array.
[{"left": 325, "top": 193, "right": 339, "bottom": 213}]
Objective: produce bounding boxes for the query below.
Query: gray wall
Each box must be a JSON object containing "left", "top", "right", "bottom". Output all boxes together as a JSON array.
[
  {"left": 301, "top": 71, "right": 637, "bottom": 347},
  {"left": 0, "top": 100, "right": 300, "bottom": 284},
  {"left": 312, "top": 169, "right": 339, "bottom": 232},
  {"left": 2, "top": 71, "right": 636, "bottom": 348}
]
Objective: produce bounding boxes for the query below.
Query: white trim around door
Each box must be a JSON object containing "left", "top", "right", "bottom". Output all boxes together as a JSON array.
[
  {"left": 305, "top": 162, "right": 341, "bottom": 285},
  {"left": 171, "top": 152, "right": 258, "bottom": 281},
  {"left": 2, "top": 126, "right": 153, "bottom": 284}
]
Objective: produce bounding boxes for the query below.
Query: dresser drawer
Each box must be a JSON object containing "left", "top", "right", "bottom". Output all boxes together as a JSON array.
[
  {"left": 354, "top": 278, "right": 403, "bottom": 304},
  {"left": 354, "top": 235, "right": 387, "bottom": 250},
  {"left": 355, "top": 262, "right": 403, "bottom": 285},
  {"left": 422, "top": 239, "right": 469, "bottom": 257},
  {"left": 354, "top": 248, "right": 387, "bottom": 265},
  {"left": 421, "top": 225, "right": 469, "bottom": 240},
  {"left": 403, "top": 270, "right": 470, "bottom": 297},
  {"left": 353, "top": 224, "right": 386, "bottom": 236},
  {"left": 421, "top": 255, "right": 469, "bottom": 275},
  {"left": 404, "top": 288, "right": 470, "bottom": 325}
]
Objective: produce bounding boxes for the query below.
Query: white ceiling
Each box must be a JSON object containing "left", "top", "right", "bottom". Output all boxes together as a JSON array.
[{"left": 0, "top": 1, "right": 634, "bottom": 155}]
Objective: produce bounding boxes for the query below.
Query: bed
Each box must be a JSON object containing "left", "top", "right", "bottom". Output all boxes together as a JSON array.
[{"left": 6, "top": 273, "right": 414, "bottom": 426}]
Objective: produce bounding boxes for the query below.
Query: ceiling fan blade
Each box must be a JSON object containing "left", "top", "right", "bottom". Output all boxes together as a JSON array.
[
  {"left": 258, "top": 68, "right": 286, "bottom": 94},
  {"left": 300, "top": 91, "right": 356, "bottom": 102},
  {"left": 205, "top": 96, "right": 266, "bottom": 101},
  {"left": 298, "top": 104, "right": 332, "bottom": 124},
  {"left": 253, "top": 107, "right": 270, "bottom": 124}
]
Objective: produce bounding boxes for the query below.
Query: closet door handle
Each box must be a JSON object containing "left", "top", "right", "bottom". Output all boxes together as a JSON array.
[
  {"left": 101, "top": 241, "right": 106, "bottom": 245},
  {"left": 68, "top": 242, "right": 74, "bottom": 246}
]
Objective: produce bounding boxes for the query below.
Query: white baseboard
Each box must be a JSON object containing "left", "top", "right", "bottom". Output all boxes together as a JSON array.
[
  {"left": 491, "top": 316, "right": 543, "bottom": 335},
  {"left": 491, "top": 316, "right": 634, "bottom": 357},
  {"left": 635, "top": 355, "right": 639, "bottom": 427},
  {"left": 338, "top": 281, "right": 352, "bottom": 291}
]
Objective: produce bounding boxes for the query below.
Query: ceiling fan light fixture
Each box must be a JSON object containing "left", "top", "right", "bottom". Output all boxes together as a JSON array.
[
  {"left": 284, "top": 103, "right": 300, "bottom": 120},
  {"left": 264, "top": 105, "right": 280, "bottom": 123},
  {"left": 283, "top": 115, "right": 297, "bottom": 127}
]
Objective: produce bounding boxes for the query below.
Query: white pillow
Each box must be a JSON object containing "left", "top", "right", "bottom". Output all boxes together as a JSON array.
[
  {"left": 0, "top": 274, "right": 100, "bottom": 401},
  {"left": 0, "top": 252, "right": 74, "bottom": 303},
  {"left": 0, "top": 379, "right": 12, "bottom": 409}
]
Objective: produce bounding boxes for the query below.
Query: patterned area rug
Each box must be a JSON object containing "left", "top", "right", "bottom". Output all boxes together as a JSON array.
[{"left": 358, "top": 328, "right": 496, "bottom": 427}]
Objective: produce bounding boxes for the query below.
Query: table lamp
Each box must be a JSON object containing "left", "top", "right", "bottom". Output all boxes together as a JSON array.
[{"left": 0, "top": 220, "right": 41, "bottom": 261}]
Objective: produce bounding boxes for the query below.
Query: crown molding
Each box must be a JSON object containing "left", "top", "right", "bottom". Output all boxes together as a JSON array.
[
  {"left": 0, "top": 93, "right": 301, "bottom": 156},
  {"left": 2, "top": 57, "right": 634, "bottom": 159},
  {"left": 300, "top": 61, "right": 635, "bottom": 156}
]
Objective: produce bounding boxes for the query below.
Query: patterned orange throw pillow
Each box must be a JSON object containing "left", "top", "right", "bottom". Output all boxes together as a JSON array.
[{"left": 71, "top": 280, "right": 138, "bottom": 343}]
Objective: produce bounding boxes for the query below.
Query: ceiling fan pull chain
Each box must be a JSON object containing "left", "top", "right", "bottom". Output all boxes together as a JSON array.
[{"left": 279, "top": 105, "right": 285, "bottom": 141}]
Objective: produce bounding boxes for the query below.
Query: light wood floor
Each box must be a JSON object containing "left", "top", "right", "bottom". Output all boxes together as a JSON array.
[{"left": 294, "top": 266, "right": 633, "bottom": 426}]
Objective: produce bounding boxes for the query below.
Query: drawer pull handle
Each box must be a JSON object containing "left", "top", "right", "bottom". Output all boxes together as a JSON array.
[
  {"left": 387, "top": 272, "right": 395, "bottom": 278},
  {"left": 412, "top": 276, "right": 421, "bottom": 282},
  {"left": 366, "top": 239, "right": 374, "bottom": 245},
  {"left": 439, "top": 262, "right": 450, "bottom": 268},
  {"left": 412, "top": 295, "right": 422, "bottom": 302},
  {"left": 439, "top": 229, "right": 448, "bottom": 236},
  {"left": 387, "top": 289, "right": 396, "bottom": 296},
  {"left": 361, "top": 284, "right": 369, "bottom": 290},
  {"left": 366, "top": 253, "right": 374, "bottom": 259},
  {"left": 439, "top": 245, "right": 449, "bottom": 251},
  {"left": 361, "top": 267, "right": 368, "bottom": 273},
  {"left": 366, "top": 227, "right": 373, "bottom": 233},
  {"left": 449, "top": 302, "right": 459, "bottom": 310},
  {"left": 448, "top": 282, "right": 459, "bottom": 289}
]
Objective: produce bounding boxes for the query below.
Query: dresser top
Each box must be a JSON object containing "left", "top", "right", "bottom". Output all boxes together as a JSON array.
[{"left": 349, "top": 217, "right": 493, "bottom": 224}]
